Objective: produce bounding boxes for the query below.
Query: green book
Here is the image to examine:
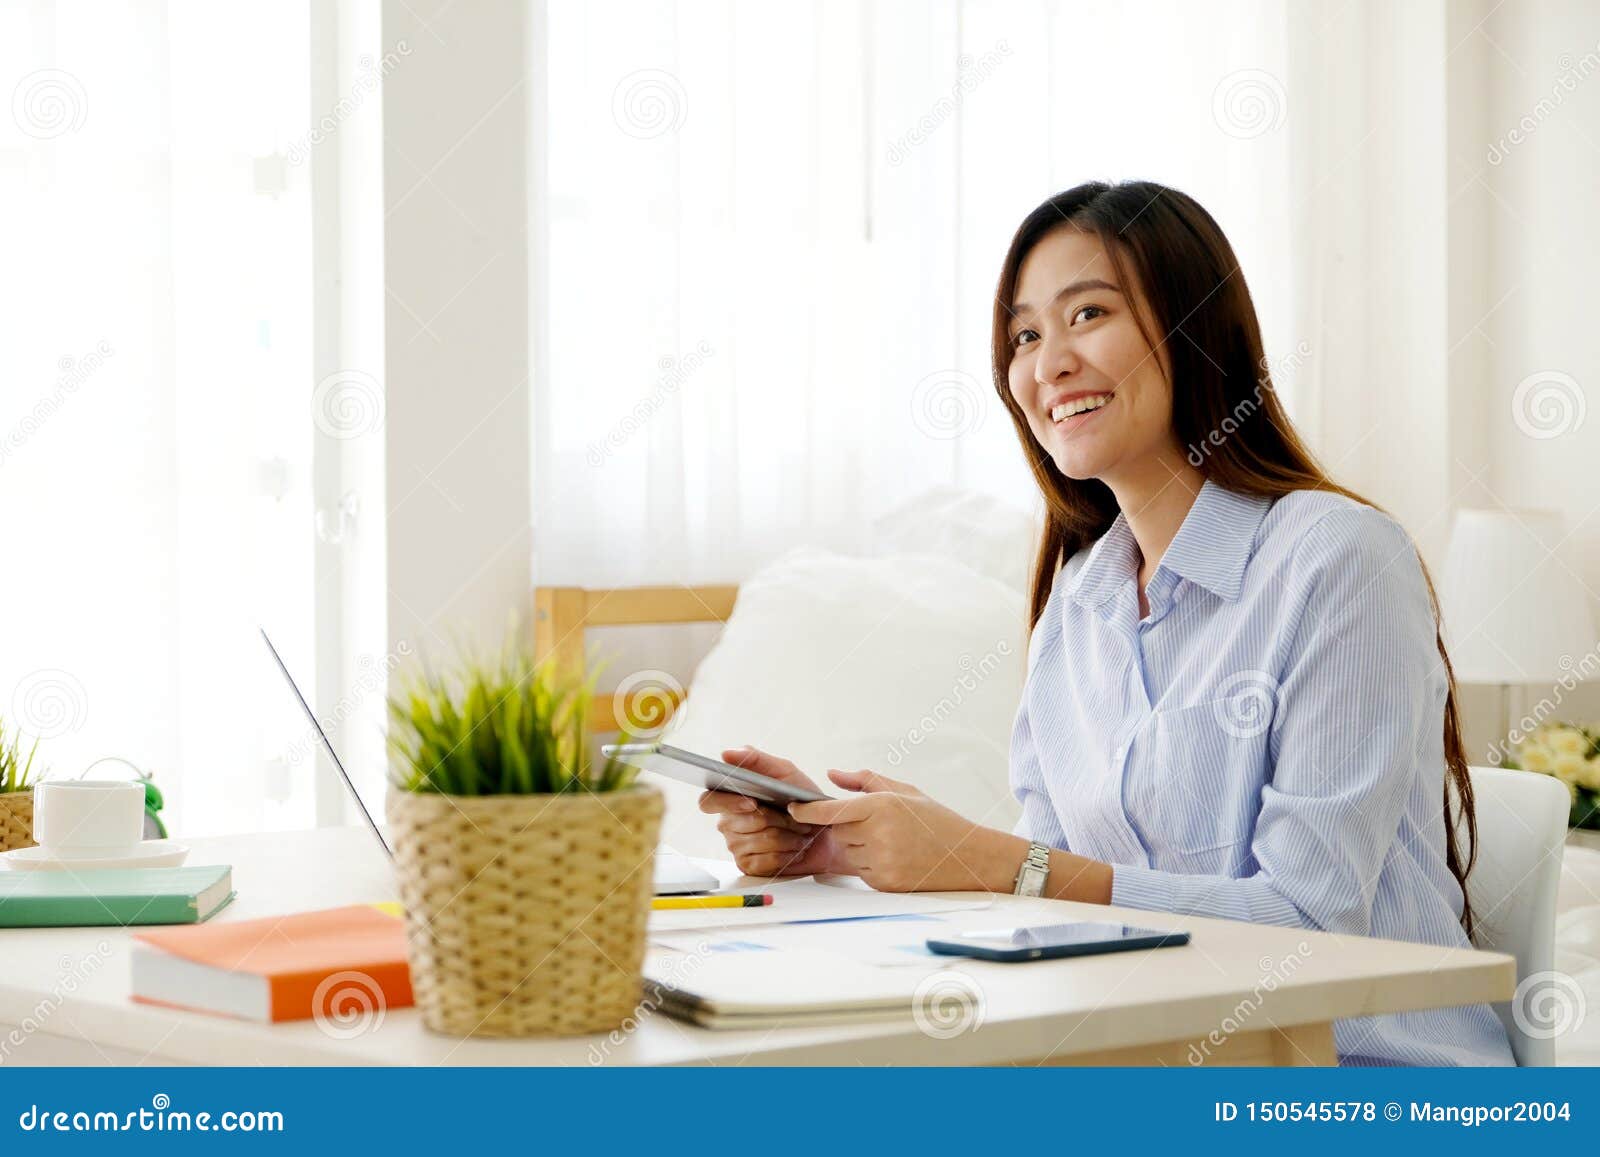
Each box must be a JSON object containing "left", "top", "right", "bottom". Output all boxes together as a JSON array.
[{"left": 0, "top": 866, "right": 234, "bottom": 927}]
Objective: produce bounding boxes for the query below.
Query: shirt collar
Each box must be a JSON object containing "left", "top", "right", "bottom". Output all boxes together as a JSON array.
[{"left": 1068, "top": 479, "right": 1274, "bottom": 608}]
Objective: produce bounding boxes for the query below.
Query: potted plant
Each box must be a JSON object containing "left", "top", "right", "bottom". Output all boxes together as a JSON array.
[
  {"left": 0, "top": 716, "right": 41, "bottom": 853},
  {"left": 1504, "top": 721, "right": 1600, "bottom": 831},
  {"left": 386, "top": 644, "right": 662, "bottom": 1037}
]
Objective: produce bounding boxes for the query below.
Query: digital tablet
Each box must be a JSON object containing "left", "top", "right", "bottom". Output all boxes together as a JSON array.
[{"left": 600, "top": 742, "right": 832, "bottom": 806}]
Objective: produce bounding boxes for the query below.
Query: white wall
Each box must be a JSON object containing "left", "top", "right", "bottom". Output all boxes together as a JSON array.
[
  {"left": 381, "top": 0, "right": 533, "bottom": 673},
  {"left": 1457, "top": 0, "right": 1600, "bottom": 759}
]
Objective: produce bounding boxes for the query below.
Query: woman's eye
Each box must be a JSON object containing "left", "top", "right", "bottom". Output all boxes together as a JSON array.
[
  {"left": 1013, "top": 328, "right": 1040, "bottom": 347},
  {"left": 1072, "top": 304, "right": 1105, "bottom": 324}
]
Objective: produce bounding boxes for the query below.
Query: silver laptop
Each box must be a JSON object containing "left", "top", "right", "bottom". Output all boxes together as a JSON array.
[{"left": 260, "top": 629, "right": 717, "bottom": 895}]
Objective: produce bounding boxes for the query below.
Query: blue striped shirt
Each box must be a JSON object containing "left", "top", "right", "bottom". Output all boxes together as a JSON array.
[{"left": 1010, "top": 479, "right": 1514, "bottom": 1066}]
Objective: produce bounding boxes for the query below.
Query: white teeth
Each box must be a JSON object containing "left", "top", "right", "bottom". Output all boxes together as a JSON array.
[{"left": 1051, "top": 394, "right": 1113, "bottom": 422}]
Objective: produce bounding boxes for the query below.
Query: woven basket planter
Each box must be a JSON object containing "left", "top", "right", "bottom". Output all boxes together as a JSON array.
[
  {"left": 0, "top": 791, "right": 35, "bottom": 853},
  {"left": 386, "top": 784, "right": 663, "bottom": 1038}
]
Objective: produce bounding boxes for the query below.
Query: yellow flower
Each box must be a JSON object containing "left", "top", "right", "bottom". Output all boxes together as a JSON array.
[
  {"left": 1550, "top": 728, "right": 1589, "bottom": 757},
  {"left": 1521, "top": 745, "right": 1553, "bottom": 773},
  {"left": 1580, "top": 756, "right": 1600, "bottom": 794},
  {"left": 1548, "top": 752, "right": 1587, "bottom": 777}
]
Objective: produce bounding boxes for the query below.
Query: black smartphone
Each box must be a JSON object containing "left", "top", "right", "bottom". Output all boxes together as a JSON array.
[{"left": 926, "top": 922, "right": 1190, "bottom": 963}]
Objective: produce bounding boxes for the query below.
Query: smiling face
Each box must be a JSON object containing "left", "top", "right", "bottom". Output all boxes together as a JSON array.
[{"left": 1005, "top": 227, "right": 1178, "bottom": 487}]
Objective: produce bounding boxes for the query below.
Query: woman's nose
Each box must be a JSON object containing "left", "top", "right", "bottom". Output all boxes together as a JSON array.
[{"left": 1033, "top": 334, "right": 1080, "bottom": 385}]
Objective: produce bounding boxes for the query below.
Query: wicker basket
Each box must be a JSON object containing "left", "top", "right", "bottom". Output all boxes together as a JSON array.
[
  {"left": 0, "top": 790, "right": 35, "bottom": 853},
  {"left": 386, "top": 784, "right": 663, "bottom": 1038}
]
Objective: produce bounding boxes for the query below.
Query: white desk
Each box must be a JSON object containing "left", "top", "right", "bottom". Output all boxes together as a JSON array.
[{"left": 0, "top": 828, "right": 1514, "bottom": 1066}]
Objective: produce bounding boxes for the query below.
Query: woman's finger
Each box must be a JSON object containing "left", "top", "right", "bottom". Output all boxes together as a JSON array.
[
  {"left": 717, "top": 811, "right": 777, "bottom": 836},
  {"left": 736, "top": 849, "right": 812, "bottom": 878},
  {"left": 721, "top": 746, "right": 807, "bottom": 785},
  {"left": 698, "top": 789, "right": 757, "bottom": 815},
  {"left": 727, "top": 829, "right": 813, "bottom": 856},
  {"left": 789, "top": 795, "right": 877, "bottom": 825},
  {"left": 713, "top": 805, "right": 815, "bottom": 837}
]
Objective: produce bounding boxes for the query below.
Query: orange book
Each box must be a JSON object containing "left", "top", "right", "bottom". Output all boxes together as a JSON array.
[{"left": 131, "top": 905, "right": 413, "bottom": 1023}]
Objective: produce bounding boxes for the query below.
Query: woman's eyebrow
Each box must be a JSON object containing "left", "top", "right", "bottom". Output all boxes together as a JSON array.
[{"left": 1011, "top": 277, "right": 1121, "bottom": 324}]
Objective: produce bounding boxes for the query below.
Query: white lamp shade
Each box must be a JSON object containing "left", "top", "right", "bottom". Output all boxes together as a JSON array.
[{"left": 1440, "top": 508, "right": 1598, "bottom": 685}]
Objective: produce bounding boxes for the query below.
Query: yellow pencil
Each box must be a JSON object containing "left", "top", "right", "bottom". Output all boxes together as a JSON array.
[{"left": 651, "top": 894, "right": 774, "bottom": 910}]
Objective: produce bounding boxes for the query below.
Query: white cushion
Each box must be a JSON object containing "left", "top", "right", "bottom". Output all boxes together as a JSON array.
[
  {"left": 654, "top": 547, "right": 1026, "bottom": 860},
  {"left": 869, "top": 486, "right": 1041, "bottom": 595}
]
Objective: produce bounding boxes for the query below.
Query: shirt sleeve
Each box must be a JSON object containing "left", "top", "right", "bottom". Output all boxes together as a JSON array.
[
  {"left": 1110, "top": 506, "right": 1442, "bottom": 934},
  {"left": 1010, "top": 567, "right": 1072, "bottom": 851},
  {"left": 1010, "top": 691, "right": 1070, "bottom": 848}
]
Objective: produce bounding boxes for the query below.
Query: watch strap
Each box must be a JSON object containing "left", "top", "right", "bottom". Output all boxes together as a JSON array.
[{"left": 1013, "top": 841, "right": 1051, "bottom": 897}]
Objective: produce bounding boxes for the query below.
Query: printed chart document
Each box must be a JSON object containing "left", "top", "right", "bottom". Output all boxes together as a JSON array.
[
  {"left": 642, "top": 867, "right": 998, "bottom": 1025},
  {"left": 653, "top": 912, "right": 959, "bottom": 967}
]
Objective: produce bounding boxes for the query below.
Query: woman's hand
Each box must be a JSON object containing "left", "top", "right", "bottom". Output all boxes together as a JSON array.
[
  {"left": 788, "top": 769, "right": 1024, "bottom": 893},
  {"left": 698, "top": 747, "right": 843, "bottom": 878}
]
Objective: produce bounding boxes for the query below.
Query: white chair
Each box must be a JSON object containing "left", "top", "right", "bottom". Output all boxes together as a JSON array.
[{"left": 1464, "top": 764, "right": 1571, "bottom": 1066}]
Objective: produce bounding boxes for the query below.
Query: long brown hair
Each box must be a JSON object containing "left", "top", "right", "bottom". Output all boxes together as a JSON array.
[{"left": 991, "top": 180, "right": 1478, "bottom": 937}]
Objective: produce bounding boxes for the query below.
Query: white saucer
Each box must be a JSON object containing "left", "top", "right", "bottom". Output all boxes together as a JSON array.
[{"left": 0, "top": 840, "right": 190, "bottom": 871}]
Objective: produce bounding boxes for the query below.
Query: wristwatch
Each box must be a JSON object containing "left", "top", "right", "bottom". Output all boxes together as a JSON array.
[{"left": 1013, "top": 841, "right": 1051, "bottom": 897}]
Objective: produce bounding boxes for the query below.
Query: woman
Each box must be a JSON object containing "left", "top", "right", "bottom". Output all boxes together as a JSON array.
[{"left": 699, "top": 180, "right": 1514, "bottom": 1067}]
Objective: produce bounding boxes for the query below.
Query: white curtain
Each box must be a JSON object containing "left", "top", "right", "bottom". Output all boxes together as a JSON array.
[
  {"left": 0, "top": 2, "right": 320, "bottom": 836},
  {"left": 1284, "top": 0, "right": 1463, "bottom": 558},
  {"left": 531, "top": 0, "right": 1301, "bottom": 589}
]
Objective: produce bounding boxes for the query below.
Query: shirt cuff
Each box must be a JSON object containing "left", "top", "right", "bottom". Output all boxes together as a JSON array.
[
  {"left": 1108, "top": 861, "right": 1178, "bottom": 913},
  {"left": 1109, "top": 860, "right": 1305, "bottom": 928}
]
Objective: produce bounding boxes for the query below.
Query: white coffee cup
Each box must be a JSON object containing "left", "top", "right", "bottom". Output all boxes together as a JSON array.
[{"left": 32, "top": 781, "right": 147, "bottom": 855}]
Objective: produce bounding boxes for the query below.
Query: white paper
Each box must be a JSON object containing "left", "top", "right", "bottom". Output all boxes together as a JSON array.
[
  {"left": 654, "top": 911, "right": 966, "bottom": 967},
  {"left": 648, "top": 873, "right": 994, "bottom": 932}
]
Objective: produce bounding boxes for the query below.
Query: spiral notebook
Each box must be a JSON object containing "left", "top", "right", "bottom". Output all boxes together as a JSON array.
[{"left": 643, "top": 948, "right": 924, "bottom": 1029}]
